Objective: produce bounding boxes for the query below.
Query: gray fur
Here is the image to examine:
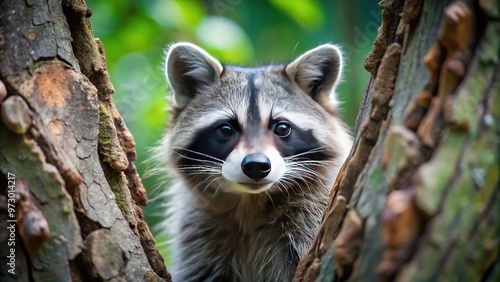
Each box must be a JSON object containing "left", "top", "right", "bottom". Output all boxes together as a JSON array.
[{"left": 156, "top": 43, "right": 353, "bottom": 281}]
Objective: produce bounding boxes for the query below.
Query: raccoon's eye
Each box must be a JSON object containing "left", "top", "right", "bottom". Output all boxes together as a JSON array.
[
  {"left": 274, "top": 122, "right": 291, "bottom": 137},
  {"left": 216, "top": 123, "right": 233, "bottom": 139}
]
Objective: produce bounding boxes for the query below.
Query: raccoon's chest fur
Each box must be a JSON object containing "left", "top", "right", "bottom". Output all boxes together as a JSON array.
[
  {"left": 158, "top": 42, "right": 353, "bottom": 282},
  {"left": 169, "top": 182, "right": 329, "bottom": 281}
]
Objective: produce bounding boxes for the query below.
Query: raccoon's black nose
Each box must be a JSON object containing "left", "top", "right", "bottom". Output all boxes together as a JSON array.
[{"left": 241, "top": 153, "right": 271, "bottom": 181}]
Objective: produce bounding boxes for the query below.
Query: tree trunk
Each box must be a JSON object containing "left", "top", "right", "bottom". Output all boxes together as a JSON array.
[
  {"left": 294, "top": 0, "right": 499, "bottom": 281},
  {"left": 0, "top": 0, "right": 170, "bottom": 281}
]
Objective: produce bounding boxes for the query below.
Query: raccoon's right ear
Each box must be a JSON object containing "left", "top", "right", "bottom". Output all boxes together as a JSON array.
[
  {"left": 165, "top": 42, "right": 223, "bottom": 109},
  {"left": 286, "top": 44, "right": 343, "bottom": 112}
]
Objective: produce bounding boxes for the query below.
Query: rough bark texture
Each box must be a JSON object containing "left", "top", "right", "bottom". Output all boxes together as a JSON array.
[
  {"left": 0, "top": 0, "right": 170, "bottom": 281},
  {"left": 294, "top": 0, "right": 499, "bottom": 281}
]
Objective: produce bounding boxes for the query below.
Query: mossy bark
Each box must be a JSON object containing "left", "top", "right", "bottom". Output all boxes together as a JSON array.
[
  {"left": 294, "top": 0, "right": 499, "bottom": 281},
  {"left": 0, "top": 0, "right": 169, "bottom": 281}
]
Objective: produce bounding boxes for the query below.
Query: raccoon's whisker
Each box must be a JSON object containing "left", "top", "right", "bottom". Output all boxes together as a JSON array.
[
  {"left": 192, "top": 177, "right": 223, "bottom": 201},
  {"left": 299, "top": 171, "right": 329, "bottom": 188},
  {"left": 285, "top": 160, "right": 336, "bottom": 170},
  {"left": 177, "top": 165, "right": 221, "bottom": 175},
  {"left": 273, "top": 179, "right": 289, "bottom": 202},
  {"left": 283, "top": 146, "right": 329, "bottom": 160},
  {"left": 188, "top": 174, "right": 218, "bottom": 188},
  {"left": 297, "top": 176, "right": 315, "bottom": 195},
  {"left": 189, "top": 175, "right": 218, "bottom": 192},
  {"left": 178, "top": 170, "right": 220, "bottom": 174},
  {"left": 276, "top": 180, "right": 292, "bottom": 204},
  {"left": 286, "top": 161, "right": 335, "bottom": 180},
  {"left": 264, "top": 190, "right": 277, "bottom": 212},
  {"left": 211, "top": 178, "right": 225, "bottom": 198},
  {"left": 172, "top": 154, "right": 223, "bottom": 168},
  {"left": 272, "top": 180, "right": 287, "bottom": 199},
  {"left": 291, "top": 145, "right": 328, "bottom": 155},
  {"left": 172, "top": 147, "right": 225, "bottom": 163},
  {"left": 286, "top": 163, "right": 327, "bottom": 180},
  {"left": 281, "top": 175, "right": 307, "bottom": 198},
  {"left": 288, "top": 159, "right": 336, "bottom": 165},
  {"left": 177, "top": 170, "right": 220, "bottom": 176},
  {"left": 287, "top": 165, "right": 329, "bottom": 175},
  {"left": 177, "top": 163, "right": 222, "bottom": 167},
  {"left": 181, "top": 174, "right": 205, "bottom": 192},
  {"left": 283, "top": 166, "right": 326, "bottom": 196},
  {"left": 288, "top": 166, "right": 328, "bottom": 183},
  {"left": 177, "top": 165, "right": 220, "bottom": 170},
  {"left": 192, "top": 176, "right": 223, "bottom": 198},
  {"left": 179, "top": 171, "right": 220, "bottom": 176},
  {"left": 202, "top": 176, "right": 223, "bottom": 196}
]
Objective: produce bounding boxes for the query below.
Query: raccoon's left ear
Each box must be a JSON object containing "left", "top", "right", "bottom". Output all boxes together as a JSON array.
[
  {"left": 286, "top": 44, "right": 343, "bottom": 112},
  {"left": 165, "top": 42, "right": 223, "bottom": 109}
]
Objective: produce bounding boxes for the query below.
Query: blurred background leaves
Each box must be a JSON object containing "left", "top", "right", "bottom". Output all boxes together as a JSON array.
[{"left": 85, "top": 0, "right": 379, "bottom": 264}]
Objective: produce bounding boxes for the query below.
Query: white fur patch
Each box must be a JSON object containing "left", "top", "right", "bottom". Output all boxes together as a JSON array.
[{"left": 221, "top": 145, "right": 287, "bottom": 193}]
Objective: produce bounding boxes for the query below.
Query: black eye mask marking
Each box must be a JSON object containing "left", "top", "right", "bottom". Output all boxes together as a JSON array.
[
  {"left": 178, "top": 120, "right": 241, "bottom": 168},
  {"left": 270, "top": 119, "right": 332, "bottom": 161}
]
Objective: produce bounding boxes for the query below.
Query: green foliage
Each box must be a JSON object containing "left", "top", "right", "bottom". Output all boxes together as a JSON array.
[
  {"left": 270, "top": 0, "right": 324, "bottom": 29},
  {"left": 85, "top": 0, "right": 379, "bottom": 263}
]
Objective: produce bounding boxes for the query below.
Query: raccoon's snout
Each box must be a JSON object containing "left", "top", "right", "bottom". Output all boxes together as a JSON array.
[{"left": 241, "top": 153, "right": 271, "bottom": 181}]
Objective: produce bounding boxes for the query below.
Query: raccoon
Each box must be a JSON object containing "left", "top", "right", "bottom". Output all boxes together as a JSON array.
[{"left": 157, "top": 42, "right": 353, "bottom": 282}]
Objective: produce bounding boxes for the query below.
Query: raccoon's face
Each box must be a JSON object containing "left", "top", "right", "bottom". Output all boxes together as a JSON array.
[{"left": 164, "top": 43, "right": 352, "bottom": 196}]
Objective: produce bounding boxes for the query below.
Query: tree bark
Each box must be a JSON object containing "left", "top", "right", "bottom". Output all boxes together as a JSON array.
[
  {"left": 294, "top": 0, "right": 499, "bottom": 281},
  {"left": 0, "top": 0, "right": 170, "bottom": 281}
]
